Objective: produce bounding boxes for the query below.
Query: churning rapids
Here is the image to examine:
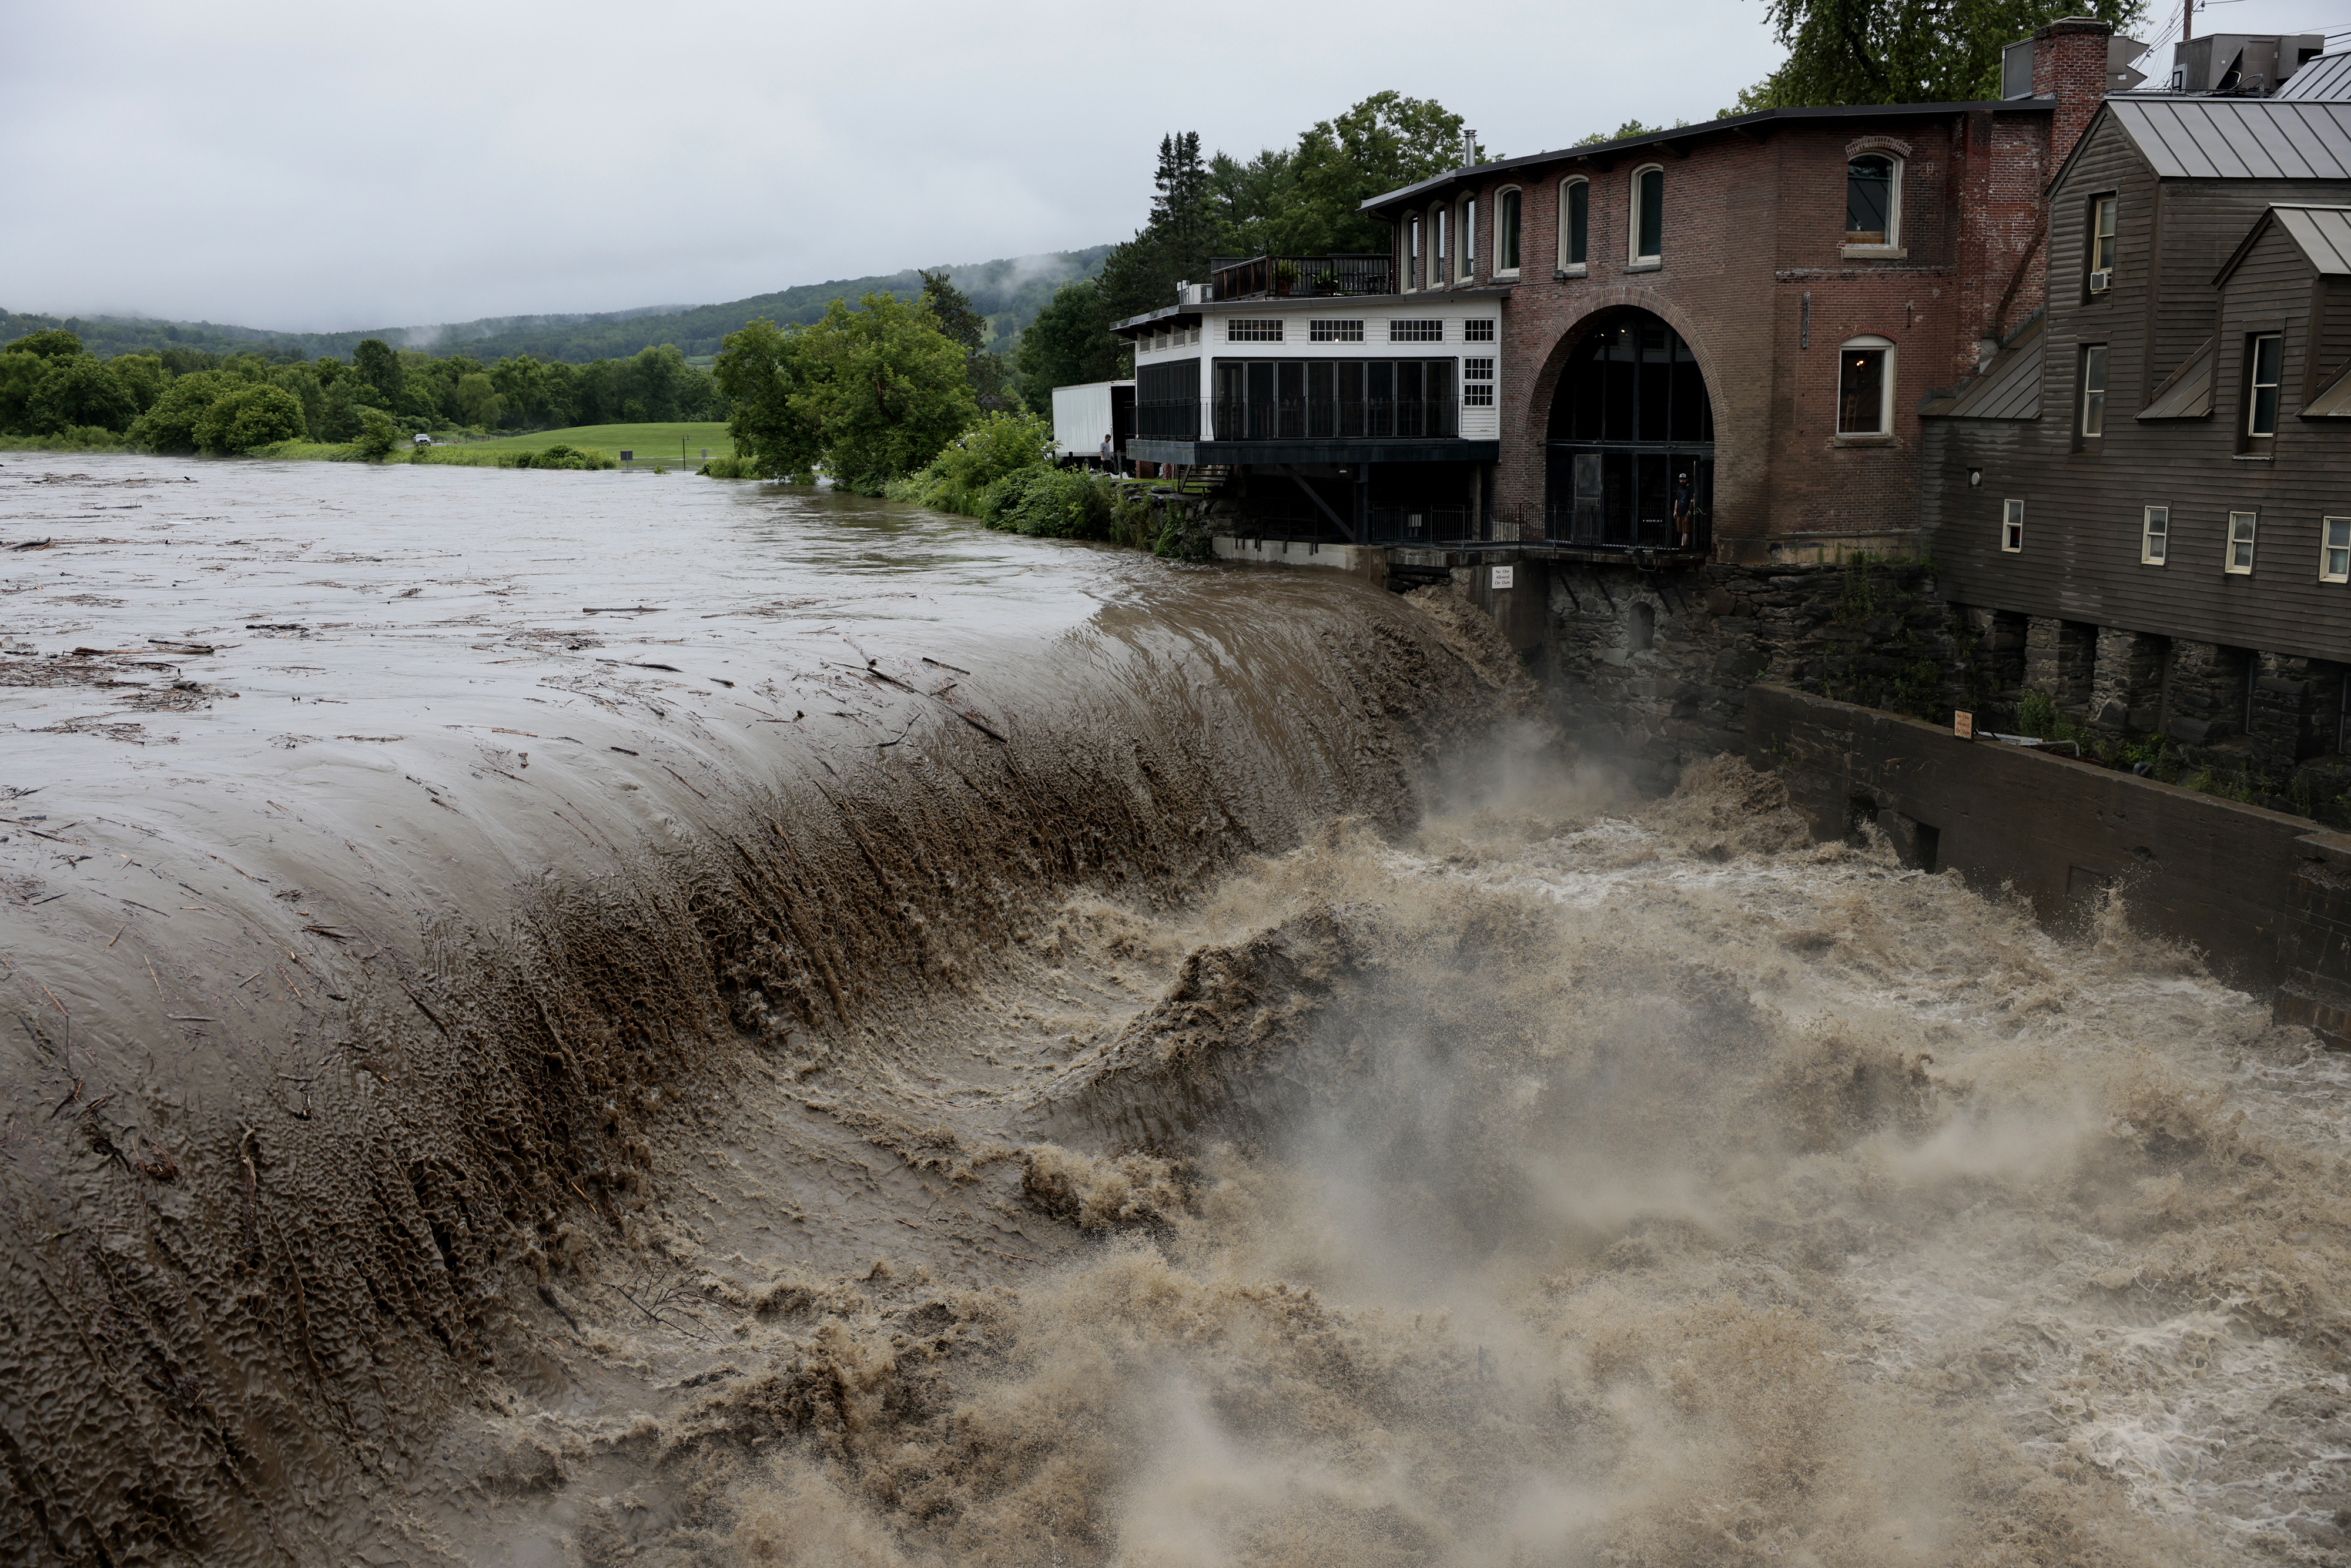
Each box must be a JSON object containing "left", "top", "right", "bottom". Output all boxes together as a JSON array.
[{"left": 6, "top": 457, "right": 2351, "bottom": 1568}]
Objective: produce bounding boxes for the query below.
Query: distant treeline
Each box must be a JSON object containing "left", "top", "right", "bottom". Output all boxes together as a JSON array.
[
  {"left": 0, "top": 329, "right": 726, "bottom": 453},
  {"left": 0, "top": 247, "right": 1112, "bottom": 370}
]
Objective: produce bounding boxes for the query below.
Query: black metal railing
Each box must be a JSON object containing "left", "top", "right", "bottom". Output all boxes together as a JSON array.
[
  {"left": 1221, "top": 507, "right": 1495, "bottom": 548},
  {"left": 1364, "top": 506, "right": 1488, "bottom": 546},
  {"left": 1542, "top": 502, "right": 1710, "bottom": 553},
  {"left": 1207, "top": 254, "right": 1393, "bottom": 301},
  {"left": 1208, "top": 398, "right": 1458, "bottom": 441}
]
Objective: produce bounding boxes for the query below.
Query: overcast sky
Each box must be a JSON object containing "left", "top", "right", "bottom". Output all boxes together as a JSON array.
[{"left": 3, "top": 0, "right": 2341, "bottom": 334}]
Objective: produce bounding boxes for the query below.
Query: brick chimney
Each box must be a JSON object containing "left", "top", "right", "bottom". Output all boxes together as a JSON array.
[{"left": 2032, "top": 17, "right": 2113, "bottom": 173}]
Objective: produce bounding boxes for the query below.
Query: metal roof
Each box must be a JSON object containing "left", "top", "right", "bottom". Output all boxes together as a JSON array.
[
  {"left": 1924, "top": 317, "right": 2042, "bottom": 420},
  {"left": 2280, "top": 51, "right": 2351, "bottom": 102},
  {"left": 2271, "top": 206, "right": 2351, "bottom": 272},
  {"left": 1359, "top": 99, "right": 2047, "bottom": 215},
  {"left": 2106, "top": 97, "right": 2351, "bottom": 179},
  {"left": 2306, "top": 360, "right": 2351, "bottom": 417},
  {"left": 2139, "top": 339, "right": 2215, "bottom": 420}
]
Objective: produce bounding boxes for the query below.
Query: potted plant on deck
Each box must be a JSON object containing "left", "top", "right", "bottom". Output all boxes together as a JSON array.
[
  {"left": 1272, "top": 260, "right": 1300, "bottom": 296},
  {"left": 1312, "top": 269, "right": 1342, "bottom": 296}
]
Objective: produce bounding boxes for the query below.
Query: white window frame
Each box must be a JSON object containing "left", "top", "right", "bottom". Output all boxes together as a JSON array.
[
  {"left": 2080, "top": 344, "right": 2108, "bottom": 438},
  {"left": 1431, "top": 204, "right": 1449, "bottom": 287},
  {"left": 1226, "top": 319, "right": 1284, "bottom": 343},
  {"left": 1837, "top": 335, "right": 1896, "bottom": 436},
  {"left": 1629, "top": 165, "right": 1664, "bottom": 266},
  {"left": 1463, "top": 357, "right": 1495, "bottom": 406},
  {"left": 2002, "top": 499, "right": 2024, "bottom": 554},
  {"left": 1842, "top": 153, "right": 1903, "bottom": 257},
  {"left": 2141, "top": 505, "right": 2168, "bottom": 565},
  {"left": 2248, "top": 333, "right": 2283, "bottom": 438},
  {"left": 2227, "top": 510, "right": 2258, "bottom": 574},
  {"left": 2323, "top": 517, "right": 2351, "bottom": 584},
  {"left": 1493, "top": 186, "right": 1522, "bottom": 277},
  {"left": 2089, "top": 195, "right": 2118, "bottom": 282},
  {"left": 1559, "top": 176, "right": 1589, "bottom": 275},
  {"left": 1308, "top": 320, "right": 1364, "bottom": 343},
  {"left": 1459, "top": 194, "right": 1476, "bottom": 282},
  {"left": 1406, "top": 214, "right": 1422, "bottom": 292}
]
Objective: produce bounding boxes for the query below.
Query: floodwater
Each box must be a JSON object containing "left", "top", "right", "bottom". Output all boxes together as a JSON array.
[{"left": 4, "top": 455, "right": 2349, "bottom": 1567}]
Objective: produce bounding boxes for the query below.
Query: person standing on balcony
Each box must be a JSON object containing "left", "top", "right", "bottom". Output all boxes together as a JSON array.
[{"left": 1673, "top": 472, "right": 1694, "bottom": 550}]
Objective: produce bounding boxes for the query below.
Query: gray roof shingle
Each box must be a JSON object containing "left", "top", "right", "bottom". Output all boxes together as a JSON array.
[
  {"left": 2272, "top": 206, "right": 2351, "bottom": 273},
  {"left": 1925, "top": 317, "right": 2043, "bottom": 420},
  {"left": 2108, "top": 98, "right": 2351, "bottom": 179}
]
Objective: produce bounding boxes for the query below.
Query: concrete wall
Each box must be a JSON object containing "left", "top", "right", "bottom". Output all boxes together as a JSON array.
[{"left": 1745, "top": 682, "right": 2351, "bottom": 1038}]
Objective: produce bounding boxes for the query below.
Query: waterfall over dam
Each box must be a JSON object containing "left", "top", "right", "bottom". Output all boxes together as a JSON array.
[{"left": 3, "top": 457, "right": 2346, "bottom": 1567}]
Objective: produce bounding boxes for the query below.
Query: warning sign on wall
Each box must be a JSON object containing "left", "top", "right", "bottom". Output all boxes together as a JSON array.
[{"left": 1491, "top": 565, "right": 1514, "bottom": 590}]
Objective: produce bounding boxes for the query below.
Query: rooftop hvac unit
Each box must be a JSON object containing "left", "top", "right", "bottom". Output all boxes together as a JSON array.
[{"left": 2088, "top": 269, "right": 2112, "bottom": 294}]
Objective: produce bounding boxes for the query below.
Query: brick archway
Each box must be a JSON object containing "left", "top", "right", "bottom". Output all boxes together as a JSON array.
[{"left": 1523, "top": 287, "right": 1724, "bottom": 445}]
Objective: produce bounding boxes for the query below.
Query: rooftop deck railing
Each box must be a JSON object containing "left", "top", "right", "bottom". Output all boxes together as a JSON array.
[{"left": 1206, "top": 254, "right": 1393, "bottom": 301}]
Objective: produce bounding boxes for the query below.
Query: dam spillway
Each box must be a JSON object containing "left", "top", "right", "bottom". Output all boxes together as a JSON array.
[{"left": 4, "top": 455, "right": 2349, "bottom": 1567}]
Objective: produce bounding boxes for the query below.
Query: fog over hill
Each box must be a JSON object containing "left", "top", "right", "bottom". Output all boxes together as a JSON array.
[{"left": 0, "top": 247, "right": 1111, "bottom": 364}]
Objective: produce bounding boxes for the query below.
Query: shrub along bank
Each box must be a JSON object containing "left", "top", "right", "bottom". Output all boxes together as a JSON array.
[{"left": 882, "top": 411, "right": 1210, "bottom": 559}]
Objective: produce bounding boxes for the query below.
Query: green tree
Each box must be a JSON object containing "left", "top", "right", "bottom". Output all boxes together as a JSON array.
[
  {"left": 1732, "top": 0, "right": 2144, "bottom": 108},
  {"left": 112, "top": 354, "right": 169, "bottom": 415},
  {"left": 354, "top": 408, "right": 401, "bottom": 459},
  {"left": 352, "top": 338, "right": 403, "bottom": 407},
  {"left": 920, "top": 268, "right": 1020, "bottom": 413},
  {"left": 453, "top": 373, "right": 504, "bottom": 427},
  {"left": 712, "top": 317, "right": 827, "bottom": 482},
  {"left": 0, "top": 352, "right": 49, "bottom": 433},
  {"left": 799, "top": 293, "right": 976, "bottom": 492},
  {"left": 4, "top": 329, "right": 85, "bottom": 361},
  {"left": 269, "top": 364, "right": 326, "bottom": 439},
  {"left": 27, "top": 356, "right": 138, "bottom": 433},
  {"left": 1014, "top": 278, "right": 1123, "bottom": 414},
  {"left": 1272, "top": 93, "right": 1478, "bottom": 254},
  {"left": 714, "top": 298, "right": 975, "bottom": 492},
  {"left": 1099, "top": 132, "right": 1216, "bottom": 328},
  {"left": 194, "top": 384, "right": 307, "bottom": 453},
  {"left": 129, "top": 372, "right": 230, "bottom": 453}
]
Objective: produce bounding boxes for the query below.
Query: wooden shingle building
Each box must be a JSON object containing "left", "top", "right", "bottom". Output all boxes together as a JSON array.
[{"left": 1923, "top": 88, "right": 2351, "bottom": 766}]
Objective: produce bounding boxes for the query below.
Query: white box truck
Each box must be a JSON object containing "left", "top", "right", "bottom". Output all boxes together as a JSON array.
[{"left": 1051, "top": 380, "right": 1135, "bottom": 467}]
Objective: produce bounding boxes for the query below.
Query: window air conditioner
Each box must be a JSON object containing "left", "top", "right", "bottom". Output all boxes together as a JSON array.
[{"left": 2088, "top": 269, "right": 2112, "bottom": 294}]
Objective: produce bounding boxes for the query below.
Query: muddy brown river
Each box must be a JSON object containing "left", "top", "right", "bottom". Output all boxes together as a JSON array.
[{"left": 5, "top": 454, "right": 2350, "bottom": 1567}]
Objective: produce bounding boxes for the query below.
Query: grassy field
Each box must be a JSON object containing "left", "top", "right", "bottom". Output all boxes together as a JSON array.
[{"left": 449, "top": 423, "right": 734, "bottom": 459}]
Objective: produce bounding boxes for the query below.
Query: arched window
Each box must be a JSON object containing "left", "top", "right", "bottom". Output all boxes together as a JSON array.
[
  {"left": 1406, "top": 213, "right": 1422, "bottom": 290},
  {"left": 1838, "top": 336, "right": 1895, "bottom": 435},
  {"left": 1630, "top": 166, "right": 1663, "bottom": 264},
  {"left": 1431, "top": 205, "right": 1449, "bottom": 286},
  {"left": 1846, "top": 155, "right": 1900, "bottom": 249},
  {"left": 1459, "top": 195, "right": 1476, "bottom": 281},
  {"left": 1495, "top": 188, "right": 1522, "bottom": 276},
  {"left": 1559, "top": 177, "right": 1589, "bottom": 273}
]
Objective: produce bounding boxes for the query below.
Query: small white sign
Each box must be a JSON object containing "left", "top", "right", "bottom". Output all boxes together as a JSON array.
[{"left": 1491, "top": 565, "right": 1515, "bottom": 590}]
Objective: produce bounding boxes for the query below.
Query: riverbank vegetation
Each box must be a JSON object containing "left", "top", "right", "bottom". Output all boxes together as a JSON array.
[
  {"left": 882, "top": 410, "right": 1210, "bottom": 558},
  {"left": 0, "top": 326, "right": 728, "bottom": 455}
]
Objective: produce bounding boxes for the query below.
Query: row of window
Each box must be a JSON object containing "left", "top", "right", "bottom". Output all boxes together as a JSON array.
[
  {"left": 1404, "top": 153, "right": 1904, "bottom": 288},
  {"left": 2077, "top": 333, "right": 2287, "bottom": 446},
  {"left": 1138, "top": 324, "right": 1202, "bottom": 354},
  {"left": 1222, "top": 318, "right": 1495, "bottom": 344},
  {"left": 2000, "top": 501, "right": 2351, "bottom": 581}
]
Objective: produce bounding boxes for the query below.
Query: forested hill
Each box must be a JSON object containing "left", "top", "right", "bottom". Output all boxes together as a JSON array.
[{"left": 0, "top": 247, "right": 1113, "bottom": 365}]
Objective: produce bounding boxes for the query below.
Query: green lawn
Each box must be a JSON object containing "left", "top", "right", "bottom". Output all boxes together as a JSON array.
[{"left": 451, "top": 422, "right": 734, "bottom": 458}]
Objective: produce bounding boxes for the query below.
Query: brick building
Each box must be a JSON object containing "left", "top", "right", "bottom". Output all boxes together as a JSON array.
[{"left": 1355, "top": 18, "right": 2122, "bottom": 561}]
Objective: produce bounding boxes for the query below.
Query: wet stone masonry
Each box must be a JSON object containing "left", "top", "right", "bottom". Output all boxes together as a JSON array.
[{"left": 1456, "top": 555, "right": 2351, "bottom": 825}]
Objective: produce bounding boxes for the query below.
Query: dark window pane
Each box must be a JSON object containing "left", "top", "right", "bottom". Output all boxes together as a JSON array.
[
  {"left": 1847, "top": 156, "right": 1891, "bottom": 242},
  {"left": 1568, "top": 182, "right": 1588, "bottom": 265},
  {"left": 1838, "top": 349, "right": 1886, "bottom": 434},
  {"left": 1499, "top": 190, "right": 1521, "bottom": 271},
  {"left": 1670, "top": 354, "right": 1707, "bottom": 442},
  {"left": 1637, "top": 169, "right": 1663, "bottom": 257}
]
